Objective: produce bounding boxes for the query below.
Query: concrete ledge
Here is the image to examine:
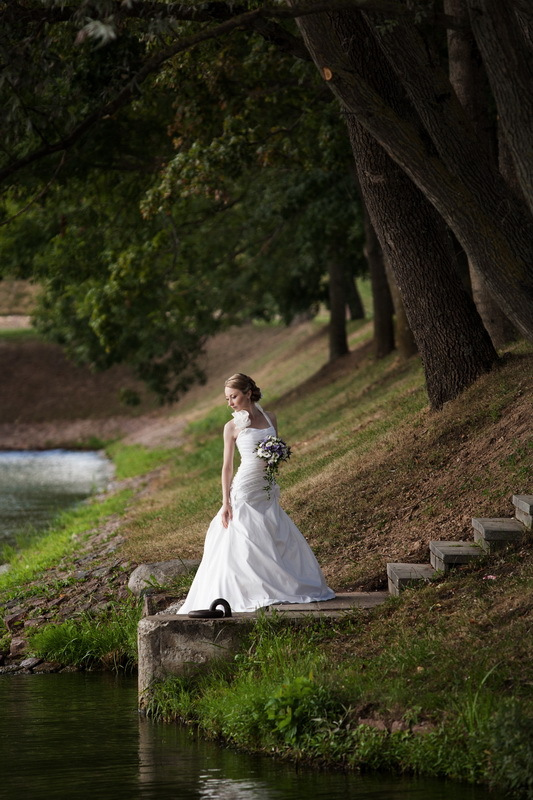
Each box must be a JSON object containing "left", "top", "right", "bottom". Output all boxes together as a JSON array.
[
  {"left": 471, "top": 518, "right": 524, "bottom": 540},
  {"left": 513, "top": 495, "right": 533, "bottom": 531},
  {"left": 137, "top": 592, "right": 388, "bottom": 704},
  {"left": 138, "top": 615, "right": 255, "bottom": 702},
  {"left": 429, "top": 541, "right": 482, "bottom": 572},
  {"left": 386, "top": 563, "right": 436, "bottom": 596}
]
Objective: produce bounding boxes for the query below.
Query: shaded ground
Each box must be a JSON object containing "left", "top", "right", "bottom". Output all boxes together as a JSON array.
[{"left": 0, "top": 335, "right": 163, "bottom": 448}]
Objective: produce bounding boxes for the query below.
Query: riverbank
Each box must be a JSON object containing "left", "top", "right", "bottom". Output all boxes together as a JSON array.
[{"left": 0, "top": 321, "right": 532, "bottom": 795}]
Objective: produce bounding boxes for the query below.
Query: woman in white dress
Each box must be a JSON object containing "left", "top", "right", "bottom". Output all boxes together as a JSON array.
[{"left": 178, "top": 373, "right": 334, "bottom": 614}]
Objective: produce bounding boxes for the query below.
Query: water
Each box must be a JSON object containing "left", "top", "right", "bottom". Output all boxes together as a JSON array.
[
  {"left": 0, "top": 450, "right": 113, "bottom": 547},
  {"left": 0, "top": 673, "right": 501, "bottom": 800}
]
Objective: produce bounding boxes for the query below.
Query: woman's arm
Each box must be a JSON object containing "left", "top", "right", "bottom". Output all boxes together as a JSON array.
[{"left": 221, "top": 421, "right": 236, "bottom": 528}]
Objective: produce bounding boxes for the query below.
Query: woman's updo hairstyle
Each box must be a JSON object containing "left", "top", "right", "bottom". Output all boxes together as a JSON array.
[{"left": 225, "top": 373, "right": 262, "bottom": 402}]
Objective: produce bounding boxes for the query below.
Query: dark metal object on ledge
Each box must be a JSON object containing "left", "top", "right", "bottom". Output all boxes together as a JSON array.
[{"left": 188, "top": 598, "right": 232, "bottom": 618}]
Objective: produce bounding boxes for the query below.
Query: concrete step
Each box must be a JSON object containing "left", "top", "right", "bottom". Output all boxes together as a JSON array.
[
  {"left": 429, "top": 541, "right": 483, "bottom": 573},
  {"left": 513, "top": 494, "right": 533, "bottom": 530},
  {"left": 386, "top": 562, "right": 436, "bottom": 596},
  {"left": 472, "top": 517, "right": 525, "bottom": 553}
]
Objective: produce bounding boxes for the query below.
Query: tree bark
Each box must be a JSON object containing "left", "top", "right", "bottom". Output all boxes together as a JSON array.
[
  {"left": 327, "top": 256, "right": 350, "bottom": 360},
  {"left": 467, "top": 0, "right": 533, "bottom": 216},
  {"left": 287, "top": 4, "right": 533, "bottom": 343},
  {"left": 383, "top": 258, "right": 417, "bottom": 360},
  {"left": 363, "top": 206, "right": 394, "bottom": 359},
  {"left": 292, "top": 6, "right": 498, "bottom": 408},
  {"left": 445, "top": 0, "right": 516, "bottom": 348},
  {"left": 345, "top": 269, "right": 365, "bottom": 320}
]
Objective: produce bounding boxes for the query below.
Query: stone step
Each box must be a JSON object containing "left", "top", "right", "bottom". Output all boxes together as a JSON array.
[
  {"left": 471, "top": 517, "right": 525, "bottom": 553},
  {"left": 429, "top": 541, "right": 483, "bottom": 573},
  {"left": 513, "top": 494, "right": 533, "bottom": 530},
  {"left": 386, "top": 562, "right": 436, "bottom": 596}
]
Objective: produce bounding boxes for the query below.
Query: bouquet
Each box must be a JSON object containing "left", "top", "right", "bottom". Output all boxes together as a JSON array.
[{"left": 254, "top": 435, "right": 292, "bottom": 497}]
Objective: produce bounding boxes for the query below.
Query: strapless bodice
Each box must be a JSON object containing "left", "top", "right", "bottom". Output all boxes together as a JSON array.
[{"left": 232, "top": 424, "right": 277, "bottom": 504}]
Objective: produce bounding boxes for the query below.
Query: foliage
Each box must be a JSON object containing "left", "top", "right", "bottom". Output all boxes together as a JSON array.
[
  {"left": 0, "top": 15, "right": 362, "bottom": 400},
  {"left": 27, "top": 599, "right": 141, "bottom": 672},
  {"left": 489, "top": 701, "right": 533, "bottom": 799}
]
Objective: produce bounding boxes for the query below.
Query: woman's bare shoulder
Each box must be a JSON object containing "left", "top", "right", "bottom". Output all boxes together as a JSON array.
[{"left": 223, "top": 419, "right": 238, "bottom": 439}]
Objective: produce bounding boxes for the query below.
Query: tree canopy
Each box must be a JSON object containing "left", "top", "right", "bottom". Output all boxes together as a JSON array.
[{"left": 1, "top": 1, "right": 532, "bottom": 406}]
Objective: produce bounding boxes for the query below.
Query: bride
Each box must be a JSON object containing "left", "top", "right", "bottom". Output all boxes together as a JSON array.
[{"left": 177, "top": 373, "right": 335, "bottom": 614}]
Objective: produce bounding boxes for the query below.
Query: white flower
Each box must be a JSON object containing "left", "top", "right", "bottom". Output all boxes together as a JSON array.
[{"left": 232, "top": 409, "right": 251, "bottom": 430}]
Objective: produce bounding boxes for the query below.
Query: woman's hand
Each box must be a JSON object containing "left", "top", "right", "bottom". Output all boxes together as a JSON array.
[{"left": 221, "top": 502, "right": 232, "bottom": 529}]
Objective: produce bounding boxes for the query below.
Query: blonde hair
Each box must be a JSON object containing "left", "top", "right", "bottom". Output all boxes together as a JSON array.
[{"left": 224, "top": 373, "right": 262, "bottom": 402}]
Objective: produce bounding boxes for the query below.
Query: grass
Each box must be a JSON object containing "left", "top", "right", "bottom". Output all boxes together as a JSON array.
[
  {"left": 106, "top": 442, "right": 178, "bottom": 480},
  {"left": 0, "top": 490, "right": 132, "bottom": 593},
  {"left": 2, "top": 308, "right": 532, "bottom": 793},
  {"left": 145, "top": 602, "right": 533, "bottom": 791},
  {"left": 27, "top": 598, "right": 141, "bottom": 672}
]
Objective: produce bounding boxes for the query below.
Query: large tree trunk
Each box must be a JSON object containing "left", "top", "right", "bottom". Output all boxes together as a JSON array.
[
  {"left": 445, "top": 0, "right": 516, "bottom": 348},
  {"left": 383, "top": 259, "right": 417, "bottom": 360},
  {"left": 363, "top": 206, "right": 394, "bottom": 359},
  {"left": 352, "top": 119, "right": 495, "bottom": 408},
  {"left": 292, "top": 7, "right": 498, "bottom": 408},
  {"left": 467, "top": 0, "right": 533, "bottom": 216},
  {"left": 327, "top": 256, "right": 350, "bottom": 360},
  {"left": 287, "top": 4, "right": 533, "bottom": 343}
]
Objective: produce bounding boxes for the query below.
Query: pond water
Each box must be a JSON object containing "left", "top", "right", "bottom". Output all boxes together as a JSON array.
[
  {"left": 0, "top": 450, "right": 113, "bottom": 548},
  {"left": 0, "top": 673, "right": 502, "bottom": 800}
]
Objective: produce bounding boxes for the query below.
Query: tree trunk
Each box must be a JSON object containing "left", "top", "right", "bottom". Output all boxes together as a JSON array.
[
  {"left": 467, "top": 0, "right": 533, "bottom": 216},
  {"left": 383, "top": 259, "right": 417, "bottom": 360},
  {"left": 445, "top": 0, "right": 516, "bottom": 348},
  {"left": 363, "top": 206, "right": 394, "bottom": 359},
  {"left": 291, "top": 6, "right": 498, "bottom": 408},
  {"left": 345, "top": 269, "right": 365, "bottom": 320},
  {"left": 287, "top": 4, "right": 533, "bottom": 343},
  {"left": 327, "top": 256, "right": 349, "bottom": 360}
]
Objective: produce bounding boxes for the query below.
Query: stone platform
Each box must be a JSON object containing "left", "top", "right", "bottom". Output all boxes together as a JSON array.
[{"left": 137, "top": 592, "right": 388, "bottom": 704}]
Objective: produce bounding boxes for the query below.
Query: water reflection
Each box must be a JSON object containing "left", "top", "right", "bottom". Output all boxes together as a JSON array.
[
  {"left": 0, "top": 449, "right": 113, "bottom": 545},
  {"left": 0, "top": 674, "right": 503, "bottom": 800}
]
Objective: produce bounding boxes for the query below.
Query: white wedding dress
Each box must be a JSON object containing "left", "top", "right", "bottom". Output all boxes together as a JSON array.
[{"left": 177, "top": 408, "right": 334, "bottom": 614}]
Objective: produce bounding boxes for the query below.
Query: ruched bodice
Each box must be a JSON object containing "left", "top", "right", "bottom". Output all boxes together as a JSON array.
[
  {"left": 231, "top": 424, "right": 277, "bottom": 505},
  {"left": 177, "top": 406, "right": 334, "bottom": 614}
]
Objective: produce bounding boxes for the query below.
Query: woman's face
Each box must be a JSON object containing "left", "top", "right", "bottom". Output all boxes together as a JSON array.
[{"left": 225, "top": 386, "right": 250, "bottom": 412}]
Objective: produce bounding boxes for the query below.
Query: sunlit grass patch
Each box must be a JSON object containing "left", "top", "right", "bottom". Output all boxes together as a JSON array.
[
  {"left": 0, "top": 490, "right": 132, "bottom": 593},
  {"left": 27, "top": 598, "right": 141, "bottom": 672}
]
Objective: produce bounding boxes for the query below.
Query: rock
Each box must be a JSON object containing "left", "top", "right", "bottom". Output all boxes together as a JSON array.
[
  {"left": 411, "top": 722, "right": 436, "bottom": 735},
  {"left": 0, "top": 563, "right": 11, "bottom": 575},
  {"left": 128, "top": 559, "right": 199, "bottom": 596},
  {"left": 391, "top": 720, "right": 409, "bottom": 733},
  {"left": 357, "top": 718, "right": 388, "bottom": 731},
  {"left": 91, "top": 566, "right": 111, "bottom": 578},
  {"left": 4, "top": 611, "right": 26, "bottom": 631},
  {"left": 9, "top": 637, "right": 28, "bottom": 658},
  {"left": 32, "top": 661, "right": 61, "bottom": 674},
  {"left": 0, "top": 664, "right": 22, "bottom": 674},
  {"left": 24, "top": 617, "right": 48, "bottom": 629},
  {"left": 19, "top": 657, "right": 43, "bottom": 670}
]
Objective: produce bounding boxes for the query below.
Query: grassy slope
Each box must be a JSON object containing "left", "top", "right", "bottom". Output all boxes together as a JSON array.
[
  {"left": 122, "top": 323, "right": 531, "bottom": 594},
  {"left": 1, "top": 305, "right": 532, "bottom": 789},
  {"left": 124, "top": 319, "right": 531, "bottom": 791}
]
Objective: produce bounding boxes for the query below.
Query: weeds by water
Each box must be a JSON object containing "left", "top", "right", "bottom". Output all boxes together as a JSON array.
[{"left": 27, "top": 599, "right": 141, "bottom": 673}]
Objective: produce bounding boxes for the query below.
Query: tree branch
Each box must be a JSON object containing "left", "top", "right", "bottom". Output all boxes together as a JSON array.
[
  {"left": 0, "top": 0, "right": 464, "bottom": 184},
  {"left": 2, "top": 0, "right": 466, "bottom": 30}
]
